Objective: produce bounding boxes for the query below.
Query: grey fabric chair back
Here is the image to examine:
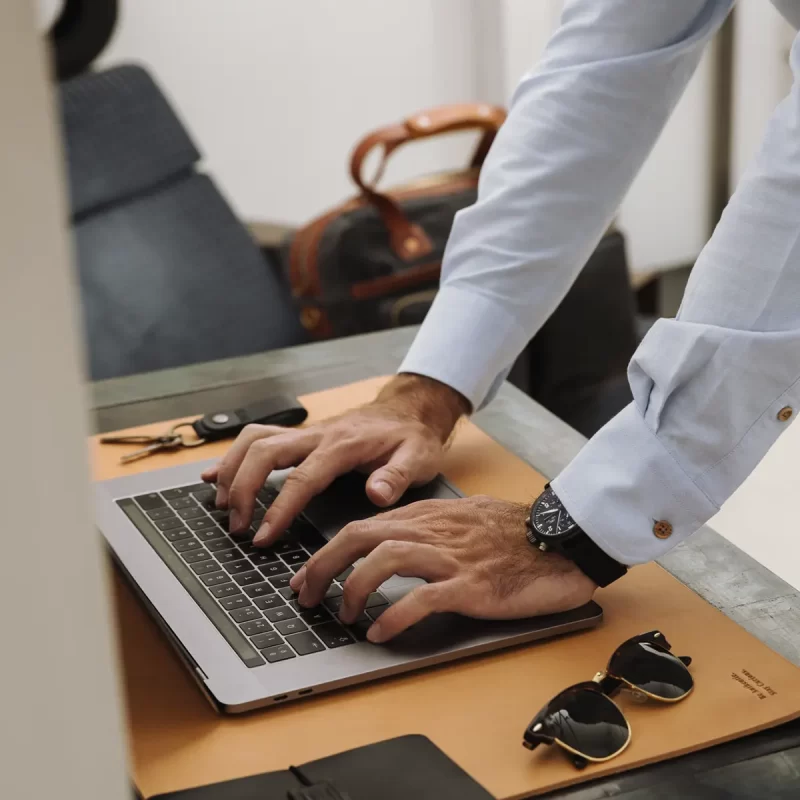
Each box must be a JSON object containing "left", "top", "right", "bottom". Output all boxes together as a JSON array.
[{"left": 59, "top": 64, "right": 305, "bottom": 380}]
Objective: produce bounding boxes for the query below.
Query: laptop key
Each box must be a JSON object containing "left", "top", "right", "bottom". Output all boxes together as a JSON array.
[
  {"left": 325, "top": 584, "right": 343, "bottom": 600},
  {"left": 146, "top": 507, "right": 174, "bottom": 520},
  {"left": 208, "top": 509, "right": 229, "bottom": 525},
  {"left": 367, "top": 604, "right": 390, "bottom": 621},
  {"left": 365, "top": 593, "right": 387, "bottom": 608},
  {"left": 273, "top": 539, "right": 303, "bottom": 555},
  {"left": 241, "top": 619, "right": 273, "bottom": 637},
  {"left": 172, "top": 537, "right": 201, "bottom": 553},
  {"left": 324, "top": 596, "right": 344, "bottom": 613},
  {"left": 257, "top": 487, "right": 279, "bottom": 506},
  {"left": 250, "top": 631, "right": 281, "bottom": 649},
  {"left": 314, "top": 623, "right": 355, "bottom": 649},
  {"left": 286, "top": 631, "right": 325, "bottom": 656},
  {"left": 279, "top": 587, "right": 297, "bottom": 599},
  {"left": 260, "top": 562, "right": 291, "bottom": 579},
  {"left": 195, "top": 527, "right": 225, "bottom": 543},
  {"left": 156, "top": 517, "right": 185, "bottom": 531},
  {"left": 225, "top": 560, "right": 256, "bottom": 576},
  {"left": 300, "top": 607, "right": 333, "bottom": 626},
  {"left": 233, "top": 571, "right": 264, "bottom": 587},
  {"left": 215, "top": 548, "right": 246, "bottom": 565},
  {"left": 336, "top": 566, "right": 354, "bottom": 582},
  {"left": 281, "top": 550, "right": 310, "bottom": 567},
  {"left": 263, "top": 645, "right": 295, "bottom": 664},
  {"left": 206, "top": 537, "right": 236, "bottom": 552},
  {"left": 268, "top": 575, "right": 292, "bottom": 589},
  {"left": 162, "top": 487, "right": 192, "bottom": 500},
  {"left": 210, "top": 584, "right": 241, "bottom": 599},
  {"left": 350, "top": 621, "right": 372, "bottom": 641},
  {"left": 263, "top": 607, "right": 296, "bottom": 624},
  {"left": 252, "top": 507, "right": 266, "bottom": 522},
  {"left": 200, "top": 572, "right": 232, "bottom": 587},
  {"left": 187, "top": 518, "right": 217, "bottom": 531},
  {"left": 135, "top": 492, "right": 166, "bottom": 510},
  {"left": 249, "top": 549, "right": 279, "bottom": 566},
  {"left": 191, "top": 561, "right": 222, "bottom": 576},
  {"left": 182, "top": 550, "right": 211, "bottom": 565},
  {"left": 243, "top": 582, "right": 275, "bottom": 598},
  {"left": 187, "top": 484, "right": 213, "bottom": 495},
  {"left": 163, "top": 527, "right": 192, "bottom": 543},
  {"left": 254, "top": 594, "right": 285, "bottom": 611},
  {"left": 220, "top": 595, "right": 251, "bottom": 611},
  {"left": 230, "top": 606, "right": 261, "bottom": 624},
  {"left": 177, "top": 507, "right": 205, "bottom": 520},
  {"left": 169, "top": 497, "right": 195, "bottom": 510},
  {"left": 275, "top": 618, "right": 308, "bottom": 636}
]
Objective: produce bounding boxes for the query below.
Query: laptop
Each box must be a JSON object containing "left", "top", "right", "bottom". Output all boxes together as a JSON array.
[{"left": 95, "top": 459, "right": 602, "bottom": 713}]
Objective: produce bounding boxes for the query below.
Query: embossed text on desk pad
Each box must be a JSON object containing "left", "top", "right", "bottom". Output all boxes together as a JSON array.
[{"left": 92, "top": 377, "right": 800, "bottom": 799}]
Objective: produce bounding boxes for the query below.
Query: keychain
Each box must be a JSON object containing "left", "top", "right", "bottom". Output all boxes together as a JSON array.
[{"left": 101, "top": 395, "right": 308, "bottom": 464}]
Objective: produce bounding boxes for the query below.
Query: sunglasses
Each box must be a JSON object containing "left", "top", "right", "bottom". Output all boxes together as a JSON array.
[{"left": 522, "top": 631, "right": 693, "bottom": 769}]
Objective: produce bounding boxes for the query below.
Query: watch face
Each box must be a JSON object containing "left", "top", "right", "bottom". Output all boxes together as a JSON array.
[{"left": 532, "top": 489, "right": 577, "bottom": 538}]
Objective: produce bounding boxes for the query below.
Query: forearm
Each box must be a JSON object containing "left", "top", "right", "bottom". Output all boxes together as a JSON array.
[
  {"left": 555, "top": 27, "right": 800, "bottom": 564},
  {"left": 402, "top": 0, "right": 733, "bottom": 410}
]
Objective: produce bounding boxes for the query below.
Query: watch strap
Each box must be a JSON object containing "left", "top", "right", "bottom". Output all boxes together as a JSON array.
[{"left": 560, "top": 531, "right": 627, "bottom": 588}]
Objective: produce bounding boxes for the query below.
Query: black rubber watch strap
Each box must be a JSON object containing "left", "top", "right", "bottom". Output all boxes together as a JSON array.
[{"left": 560, "top": 531, "right": 627, "bottom": 588}]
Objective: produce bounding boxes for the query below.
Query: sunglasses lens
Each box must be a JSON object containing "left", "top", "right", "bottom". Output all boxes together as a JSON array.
[
  {"left": 609, "top": 641, "right": 693, "bottom": 700},
  {"left": 537, "top": 686, "right": 630, "bottom": 760}
]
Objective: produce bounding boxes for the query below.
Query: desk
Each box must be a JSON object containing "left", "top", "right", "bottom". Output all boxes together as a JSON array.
[{"left": 93, "top": 327, "right": 800, "bottom": 799}]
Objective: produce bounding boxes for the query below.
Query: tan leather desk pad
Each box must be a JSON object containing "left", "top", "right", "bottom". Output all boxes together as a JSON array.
[{"left": 92, "top": 377, "right": 800, "bottom": 799}]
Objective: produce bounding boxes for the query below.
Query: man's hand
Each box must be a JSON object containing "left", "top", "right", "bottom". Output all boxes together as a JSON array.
[
  {"left": 201, "top": 374, "right": 470, "bottom": 544},
  {"left": 289, "top": 495, "right": 597, "bottom": 643}
]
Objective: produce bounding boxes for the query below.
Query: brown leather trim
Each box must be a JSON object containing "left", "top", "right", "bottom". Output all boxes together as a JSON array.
[
  {"left": 290, "top": 173, "right": 479, "bottom": 299},
  {"left": 350, "top": 261, "right": 441, "bottom": 300}
]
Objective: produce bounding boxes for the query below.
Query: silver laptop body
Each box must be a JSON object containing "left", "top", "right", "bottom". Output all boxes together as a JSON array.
[{"left": 95, "top": 459, "right": 602, "bottom": 713}]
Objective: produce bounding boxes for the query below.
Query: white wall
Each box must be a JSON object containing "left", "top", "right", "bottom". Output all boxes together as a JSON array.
[{"left": 53, "top": 0, "right": 726, "bottom": 273}]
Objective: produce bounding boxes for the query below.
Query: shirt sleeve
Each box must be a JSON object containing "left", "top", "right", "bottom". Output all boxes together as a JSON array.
[
  {"left": 554, "top": 25, "right": 800, "bottom": 565},
  {"left": 400, "top": 0, "right": 733, "bottom": 409}
]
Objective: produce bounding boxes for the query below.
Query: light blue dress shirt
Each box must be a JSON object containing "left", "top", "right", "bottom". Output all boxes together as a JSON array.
[{"left": 400, "top": 0, "right": 800, "bottom": 565}]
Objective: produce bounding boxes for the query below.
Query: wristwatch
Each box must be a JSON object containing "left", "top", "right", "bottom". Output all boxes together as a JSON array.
[{"left": 526, "top": 484, "right": 627, "bottom": 588}]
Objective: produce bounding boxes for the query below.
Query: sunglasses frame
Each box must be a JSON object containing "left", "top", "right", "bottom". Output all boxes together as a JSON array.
[{"left": 523, "top": 631, "right": 693, "bottom": 769}]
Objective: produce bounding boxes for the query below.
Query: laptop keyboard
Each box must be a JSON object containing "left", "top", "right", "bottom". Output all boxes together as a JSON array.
[{"left": 116, "top": 483, "right": 390, "bottom": 668}]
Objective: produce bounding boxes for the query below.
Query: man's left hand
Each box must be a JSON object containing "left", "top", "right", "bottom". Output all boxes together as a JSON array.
[{"left": 288, "top": 495, "right": 597, "bottom": 643}]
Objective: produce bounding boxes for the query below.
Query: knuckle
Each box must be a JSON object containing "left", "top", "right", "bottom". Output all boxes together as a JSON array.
[
  {"left": 375, "top": 538, "right": 410, "bottom": 561},
  {"left": 241, "top": 423, "right": 267, "bottom": 438},
  {"left": 250, "top": 437, "right": 276, "bottom": 457}
]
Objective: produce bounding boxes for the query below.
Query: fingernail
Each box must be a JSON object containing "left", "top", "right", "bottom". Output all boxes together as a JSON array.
[
  {"left": 290, "top": 567, "right": 306, "bottom": 590},
  {"left": 367, "top": 623, "right": 384, "bottom": 643},
  {"left": 229, "top": 510, "right": 242, "bottom": 532},
  {"left": 215, "top": 487, "right": 228, "bottom": 508},
  {"left": 253, "top": 523, "right": 271, "bottom": 546},
  {"left": 372, "top": 480, "right": 393, "bottom": 503}
]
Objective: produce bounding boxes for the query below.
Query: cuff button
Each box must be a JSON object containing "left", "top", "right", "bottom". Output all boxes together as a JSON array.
[
  {"left": 653, "top": 520, "right": 673, "bottom": 539},
  {"left": 777, "top": 406, "right": 793, "bottom": 422}
]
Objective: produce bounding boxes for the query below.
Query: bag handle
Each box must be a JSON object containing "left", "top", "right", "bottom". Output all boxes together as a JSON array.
[{"left": 349, "top": 103, "right": 506, "bottom": 260}]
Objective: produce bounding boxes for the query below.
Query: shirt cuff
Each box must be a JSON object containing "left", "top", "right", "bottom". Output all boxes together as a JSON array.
[
  {"left": 398, "top": 285, "right": 530, "bottom": 410},
  {"left": 551, "top": 403, "right": 719, "bottom": 566}
]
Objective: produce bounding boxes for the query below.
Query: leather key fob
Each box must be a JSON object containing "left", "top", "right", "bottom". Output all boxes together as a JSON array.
[{"left": 191, "top": 395, "right": 308, "bottom": 441}]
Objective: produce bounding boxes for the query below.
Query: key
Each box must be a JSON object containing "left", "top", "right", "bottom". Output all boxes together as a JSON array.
[
  {"left": 233, "top": 571, "right": 264, "bottom": 587},
  {"left": 172, "top": 537, "right": 201, "bottom": 553},
  {"left": 365, "top": 593, "right": 387, "bottom": 608},
  {"left": 249, "top": 550, "right": 279, "bottom": 567},
  {"left": 225, "top": 560, "right": 256, "bottom": 576},
  {"left": 182, "top": 550, "right": 211, "bottom": 564},
  {"left": 325, "top": 584, "right": 343, "bottom": 600},
  {"left": 251, "top": 631, "right": 281, "bottom": 649},
  {"left": 325, "top": 596, "right": 344, "bottom": 613},
  {"left": 273, "top": 539, "right": 303, "bottom": 555},
  {"left": 259, "top": 562, "right": 291, "bottom": 579},
  {"left": 258, "top": 487, "right": 279, "bottom": 506},
  {"left": 187, "top": 518, "right": 217, "bottom": 531},
  {"left": 220, "top": 595, "right": 251, "bottom": 611},
  {"left": 241, "top": 619, "right": 273, "bottom": 637},
  {"left": 215, "top": 548, "right": 246, "bottom": 565},
  {"left": 230, "top": 606, "right": 261, "bottom": 623},
  {"left": 169, "top": 497, "right": 195, "bottom": 509},
  {"left": 200, "top": 572, "right": 231, "bottom": 588},
  {"left": 314, "top": 623, "right": 355, "bottom": 649},
  {"left": 243, "top": 583, "right": 275, "bottom": 599},
  {"left": 134, "top": 493, "right": 166, "bottom": 510},
  {"left": 117, "top": 436, "right": 183, "bottom": 464},
  {"left": 162, "top": 487, "right": 193, "bottom": 499},
  {"left": 300, "top": 607, "right": 333, "bottom": 626},
  {"left": 268, "top": 575, "right": 292, "bottom": 589},
  {"left": 367, "top": 604, "right": 389, "bottom": 621},
  {"left": 279, "top": 587, "right": 297, "bottom": 599},
  {"left": 208, "top": 510, "right": 229, "bottom": 525},
  {"left": 274, "top": 618, "right": 307, "bottom": 636},
  {"left": 286, "top": 631, "right": 325, "bottom": 656},
  {"left": 336, "top": 566, "right": 354, "bottom": 582},
  {"left": 281, "top": 550, "right": 310, "bottom": 567},
  {"left": 263, "top": 644, "right": 295, "bottom": 663},
  {"left": 263, "top": 607, "right": 296, "bottom": 624},
  {"left": 192, "top": 561, "right": 222, "bottom": 576},
  {"left": 252, "top": 507, "right": 266, "bottom": 522},
  {"left": 163, "top": 527, "right": 192, "bottom": 543},
  {"left": 254, "top": 595, "right": 285, "bottom": 611},
  {"left": 206, "top": 537, "right": 236, "bottom": 552},
  {"left": 196, "top": 528, "right": 225, "bottom": 543},
  {"left": 186, "top": 484, "right": 212, "bottom": 495},
  {"left": 210, "top": 584, "right": 241, "bottom": 599},
  {"left": 155, "top": 517, "right": 185, "bottom": 532},
  {"left": 146, "top": 507, "right": 174, "bottom": 520},
  {"left": 177, "top": 507, "right": 205, "bottom": 520}
]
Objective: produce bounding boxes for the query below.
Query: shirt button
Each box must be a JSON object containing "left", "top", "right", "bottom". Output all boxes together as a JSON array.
[
  {"left": 777, "top": 406, "right": 793, "bottom": 422},
  {"left": 653, "top": 520, "right": 673, "bottom": 539}
]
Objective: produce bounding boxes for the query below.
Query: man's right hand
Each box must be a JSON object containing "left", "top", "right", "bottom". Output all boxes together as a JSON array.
[{"left": 201, "top": 374, "right": 470, "bottom": 547}]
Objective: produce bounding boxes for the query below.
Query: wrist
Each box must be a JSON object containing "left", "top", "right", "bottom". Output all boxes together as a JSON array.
[{"left": 377, "top": 373, "right": 470, "bottom": 443}]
